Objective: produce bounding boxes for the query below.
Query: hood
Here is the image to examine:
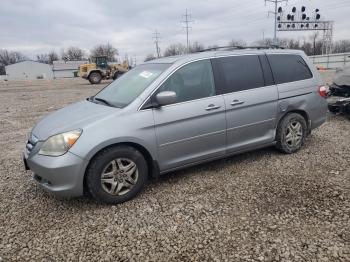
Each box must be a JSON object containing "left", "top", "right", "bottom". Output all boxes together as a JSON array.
[
  {"left": 334, "top": 66, "right": 350, "bottom": 87},
  {"left": 32, "top": 100, "right": 119, "bottom": 140}
]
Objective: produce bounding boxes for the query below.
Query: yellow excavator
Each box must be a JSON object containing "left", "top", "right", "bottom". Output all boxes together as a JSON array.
[{"left": 79, "top": 56, "right": 130, "bottom": 84}]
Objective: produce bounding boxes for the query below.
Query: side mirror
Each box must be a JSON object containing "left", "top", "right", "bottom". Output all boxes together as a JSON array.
[{"left": 155, "top": 91, "right": 177, "bottom": 106}]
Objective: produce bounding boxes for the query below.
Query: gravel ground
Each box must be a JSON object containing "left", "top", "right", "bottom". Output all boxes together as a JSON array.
[{"left": 0, "top": 78, "right": 349, "bottom": 261}]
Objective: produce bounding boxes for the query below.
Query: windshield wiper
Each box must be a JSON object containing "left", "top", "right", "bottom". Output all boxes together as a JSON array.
[{"left": 94, "top": 97, "right": 114, "bottom": 107}]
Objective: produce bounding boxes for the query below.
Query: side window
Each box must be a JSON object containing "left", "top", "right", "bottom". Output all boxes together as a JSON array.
[
  {"left": 267, "top": 54, "right": 313, "bottom": 84},
  {"left": 217, "top": 55, "right": 265, "bottom": 93},
  {"left": 158, "top": 59, "right": 216, "bottom": 104}
]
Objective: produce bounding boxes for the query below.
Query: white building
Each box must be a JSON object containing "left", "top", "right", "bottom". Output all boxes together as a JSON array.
[
  {"left": 53, "top": 60, "right": 87, "bottom": 78},
  {"left": 5, "top": 61, "right": 54, "bottom": 80}
]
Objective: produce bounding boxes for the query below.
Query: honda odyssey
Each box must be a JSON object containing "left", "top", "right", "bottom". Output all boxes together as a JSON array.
[{"left": 23, "top": 48, "right": 328, "bottom": 204}]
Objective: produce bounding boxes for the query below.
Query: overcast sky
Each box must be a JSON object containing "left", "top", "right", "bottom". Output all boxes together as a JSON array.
[{"left": 1, "top": 0, "right": 349, "bottom": 62}]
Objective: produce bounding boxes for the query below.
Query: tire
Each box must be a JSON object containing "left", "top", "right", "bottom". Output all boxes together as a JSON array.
[
  {"left": 86, "top": 146, "right": 148, "bottom": 204},
  {"left": 88, "top": 72, "right": 102, "bottom": 84},
  {"left": 275, "top": 113, "right": 307, "bottom": 154},
  {"left": 328, "top": 104, "right": 340, "bottom": 114},
  {"left": 112, "top": 71, "right": 121, "bottom": 80},
  {"left": 344, "top": 104, "right": 350, "bottom": 120}
]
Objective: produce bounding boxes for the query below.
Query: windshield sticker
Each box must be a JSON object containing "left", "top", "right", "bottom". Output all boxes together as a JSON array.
[{"left": 139, "top": 71, "right": 153, "bottom": 78}]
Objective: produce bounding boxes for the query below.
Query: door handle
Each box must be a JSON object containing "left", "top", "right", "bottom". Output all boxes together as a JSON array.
[
  {"left": 230, "top": 99, "right": 244, "bottom": 106},
  {"left": 205, "top": 104, "right": 221, "bottom": 111}
]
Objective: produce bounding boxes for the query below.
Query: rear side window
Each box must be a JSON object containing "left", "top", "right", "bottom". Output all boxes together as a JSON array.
[
  {"left": 267, "top": 54, "right": 313, "bottom": 84},
  {"left": 216, "top": 55, "right": 265, "bottom": 93}
]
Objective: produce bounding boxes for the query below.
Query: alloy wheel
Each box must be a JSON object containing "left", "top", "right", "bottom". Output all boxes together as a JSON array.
[
  {"left": 285, "top": 121, "right": 303, "bottom": 148},
  {"left": 100, "top": 158, "right": 138, "bottom": 196}
]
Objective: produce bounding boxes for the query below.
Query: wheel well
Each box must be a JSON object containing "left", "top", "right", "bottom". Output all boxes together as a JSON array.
[
  {"left": 83, "top": 142, "right": 158, "bottom": 195},
  {"left": 88, "top": 70, "right": 102, "bottom": 77},
  {"left": 279, "top": 110, "right": 310, "bottom": 130}
]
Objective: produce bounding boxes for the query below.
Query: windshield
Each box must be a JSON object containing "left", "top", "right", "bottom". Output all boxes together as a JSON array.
[{"left": 93, "top": 63, "right": 171, "bottom": 108}]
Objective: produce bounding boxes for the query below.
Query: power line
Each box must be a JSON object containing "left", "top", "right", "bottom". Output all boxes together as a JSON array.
[
  {"left": 265, "top": 0, "right": 288, "bottom": 43},
  {"left": 152, "top": 30, "right": 161, "bottom": 58},
  {"left": 181, "top": 9, "right": 194, "bottom": 53}
]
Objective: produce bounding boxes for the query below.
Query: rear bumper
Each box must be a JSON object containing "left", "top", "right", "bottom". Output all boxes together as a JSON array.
[{"left": 24, "top": 151, "right": 87, "bottom": 198}]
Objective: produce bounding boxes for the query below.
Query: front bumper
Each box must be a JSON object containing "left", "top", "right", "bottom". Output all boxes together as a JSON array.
[{"left": 24, "top": 151, "right": 87, "bottom": 198}]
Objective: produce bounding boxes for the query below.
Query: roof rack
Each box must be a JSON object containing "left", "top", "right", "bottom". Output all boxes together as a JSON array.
[{"left": 199, "top": 45, "right": 284, "bottom": 52}]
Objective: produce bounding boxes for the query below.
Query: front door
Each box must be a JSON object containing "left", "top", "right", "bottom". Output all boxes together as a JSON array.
[{"left": 152, "top": 59, "right": 226, "bottom": 171}]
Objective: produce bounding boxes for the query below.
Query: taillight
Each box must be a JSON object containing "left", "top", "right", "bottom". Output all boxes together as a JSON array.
[{"left": 318, "top": 85, "right": 328, "bottom": 98}]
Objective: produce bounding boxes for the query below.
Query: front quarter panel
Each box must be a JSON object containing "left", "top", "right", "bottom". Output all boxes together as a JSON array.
[{"left": 69, "top": 109, "right": 157, "bottom": 163}]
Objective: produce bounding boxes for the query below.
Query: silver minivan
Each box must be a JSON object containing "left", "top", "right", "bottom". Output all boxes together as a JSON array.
[{"left": 23, "top": 48, "right": 328, "bottom": 204}]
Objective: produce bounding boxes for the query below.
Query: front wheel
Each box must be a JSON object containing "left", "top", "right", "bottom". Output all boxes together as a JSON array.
[
  {"left": 88, "top": 72, "right": 102, "bottom": 84},
  {"left": 86, "top": 146, "right": 148, "bottom": 204},
  {"left": 275, "top": 113, "right": 307, "bottom": 154}
]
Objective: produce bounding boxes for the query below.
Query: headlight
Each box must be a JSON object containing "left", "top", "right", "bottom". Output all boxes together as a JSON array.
[{"left": 39, "top": 129, "right": 82, "bottom": 156}]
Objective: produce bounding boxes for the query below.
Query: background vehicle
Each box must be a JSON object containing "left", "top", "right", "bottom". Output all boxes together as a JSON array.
[
  {"left": 327, "top": 66, "right": 350, "bottom": 119},
  {"left": 24, "top": 48, "right": 327, "bottom": 204},
  {"left": 79, "top": 56, "right": 130, "bottom": 84}
]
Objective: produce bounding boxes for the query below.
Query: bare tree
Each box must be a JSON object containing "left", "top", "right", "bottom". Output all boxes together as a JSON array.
[
  {"left": 286, "top": 39, "right": 301, "bottom": 49},
  {"left": 61, "top": 47, "right": 85, "bottom": 61},
  {"left": 163, "top": 43, "right": 187, "bottom": 57},
  {"left": 36, "top": 51, "right": 59, "bottom": 64},
  {"left": 228, "top": 39, "right": 247, "bottom": 47},
  {"left": 252, "top": 38, "right": 275, "bottom": 46},
  {"left": 161, "top": 37, "right": 350, "bottom": 58},
  {"left": 299, "top": 40, "right": 311, "bottom": 55},
  {"left": 0, "top": 49, "right": 26, "bottom": 66},
  {"left": 206, "top": 44, "right": 219, "bottom": 50},
  {"left": 144, "top": 54, "right": 156, "bottom": 62},
  {"left": 0, "top": 49, "right": 26, "bottom": 75},
  {"left": 48, "top": 51, "right": 59, "bottom": 64},
  {"left": 36, "top": 53, "right": 49, "bottom": 64},
  {"left": 333, "top": 40, "right": 350, "bottom": 53},
  {"left": 310, "top": 33, "right": 318, "bottom": 56},
  {"left": 90, "top": 43, "right": 118, "bottom": 62},
  {"left": 189, "top": 42, "right": 205, "bottom": 53}
]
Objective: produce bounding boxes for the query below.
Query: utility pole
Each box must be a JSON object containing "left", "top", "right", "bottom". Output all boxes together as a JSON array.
[
  {"left": 265, "top": 0, "right": 288, "bottom": 44},
  {"left": 262, "top": 29, "right": 265, "bottom": 42},
  {"left": 152, "top": 30, "right": 161, "bottom": 58},
  {"left": 181, "top": 9, "right": 194, "bottom": 53}
]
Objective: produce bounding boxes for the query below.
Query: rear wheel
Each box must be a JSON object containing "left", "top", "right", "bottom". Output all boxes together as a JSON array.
[
  {"left": 88, "top": 72, "right": 102, "bottom": 84},
  {"left": 276, "top": 113, "right": 307, "bottom": 154},
  {"left": 86, "top": 146, "right": 148, "bottom": 204}
]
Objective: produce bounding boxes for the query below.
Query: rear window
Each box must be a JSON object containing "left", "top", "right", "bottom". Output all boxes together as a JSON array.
[
  {"left": 217, "top": 55, "right": 265, "bottom": 93},
  {"left": 267, "top": 54, "right": 313, "bottom": 84}
]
